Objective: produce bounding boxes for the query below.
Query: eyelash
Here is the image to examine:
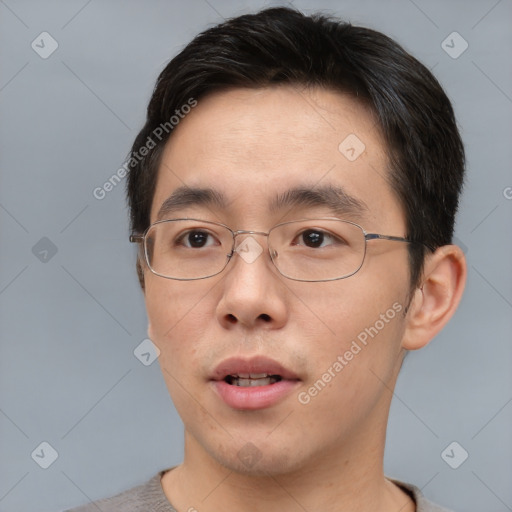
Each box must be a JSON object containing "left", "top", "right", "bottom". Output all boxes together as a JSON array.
[{"left": 174, "top": 228, "right": 344, "bottom": 249}]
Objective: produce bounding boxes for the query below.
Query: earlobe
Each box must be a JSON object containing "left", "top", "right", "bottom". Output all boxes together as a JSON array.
[{"left": 401, "top": 245, "right": 466, "bottom": 351}]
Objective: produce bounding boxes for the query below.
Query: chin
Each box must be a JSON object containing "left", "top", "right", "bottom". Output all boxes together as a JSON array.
[{"left": 206, "top": 436, "right": 310, "bottom": 477}]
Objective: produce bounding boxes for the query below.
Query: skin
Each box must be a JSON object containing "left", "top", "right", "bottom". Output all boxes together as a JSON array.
[{"left": 141, "top": 85, "right": 466, "bottom": 512}]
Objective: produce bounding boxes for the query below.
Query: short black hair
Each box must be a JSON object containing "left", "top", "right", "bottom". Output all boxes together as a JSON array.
[{"left": 127, "top": 7, "right": 465, "bottom": 290}]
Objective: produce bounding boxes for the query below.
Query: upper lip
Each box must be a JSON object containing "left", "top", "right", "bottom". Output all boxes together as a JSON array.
[{"left": 211, "top": 356, "right": 300, "bottom": 381}]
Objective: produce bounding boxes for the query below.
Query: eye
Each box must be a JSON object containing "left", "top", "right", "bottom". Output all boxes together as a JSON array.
[
  {"left": 176, "top": 230, "right": 218, "bottom": 248},
  {"left": 294, "top": 229, "right": 339, "bottom": 248}
]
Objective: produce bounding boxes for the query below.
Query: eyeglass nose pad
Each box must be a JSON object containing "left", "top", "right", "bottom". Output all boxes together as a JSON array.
[{"left": 271, "top": 248, "right": 278, "bottom": 259}]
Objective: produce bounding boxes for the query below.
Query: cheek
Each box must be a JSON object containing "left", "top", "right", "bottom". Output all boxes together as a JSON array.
[
  {"left": 292, "top": 267, "right": 405, "bottom": 345},
  {"left": 292, "top": 262, "right": 408, "bottom": 400},
  {"left": 146, "top": 273, "right": 208, "bottom": 329},
  {"left": 145, "top": 278, "right": 211, "bottom": 369},
  {"left": 144, "top": 280, "right": 214, "bottom": 421},
  {"left": 295, "top": 300, "right": 406, "bottom": 436}
]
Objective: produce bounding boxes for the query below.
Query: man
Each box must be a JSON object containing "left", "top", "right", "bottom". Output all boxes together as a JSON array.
[{"left": 67, "top": 7, "right": 466, "bottom": 512}]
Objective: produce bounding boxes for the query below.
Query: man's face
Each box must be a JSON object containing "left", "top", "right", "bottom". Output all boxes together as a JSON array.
[{"left": 144, "top": 86, "right": 413, "bottom": 475}]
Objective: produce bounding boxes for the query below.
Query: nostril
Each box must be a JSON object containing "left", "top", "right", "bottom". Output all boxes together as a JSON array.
[
  {"left": 259, "top": 313, "right": 271, "bottom": 322},
  {"left": 226, "top": 313, "right": 237, "bottom": 324}
]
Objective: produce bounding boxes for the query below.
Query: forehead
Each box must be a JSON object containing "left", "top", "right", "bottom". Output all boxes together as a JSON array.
[{"left": 151, "top": 86, "right": 404, "bottom": 231}]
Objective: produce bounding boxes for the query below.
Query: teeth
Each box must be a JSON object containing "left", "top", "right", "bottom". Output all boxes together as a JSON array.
[
  {"left": 229, "top": 373, "right": 272, "bottom": 379},
  {"left": 233, "top": 377, "right": 278, "bottom": 387},
  {"left": 224, "top": 374, "right": 283, "bottom": 386}
]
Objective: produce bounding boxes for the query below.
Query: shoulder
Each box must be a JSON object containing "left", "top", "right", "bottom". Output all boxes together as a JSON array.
[
  {"left": 63, "top": 470, "right": 176, "bottom": 512},
  {"left": 391, "top": 478, "right": 455, "bottom": 512}
]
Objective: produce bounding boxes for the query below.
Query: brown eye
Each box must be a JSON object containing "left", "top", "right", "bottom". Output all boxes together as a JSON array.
[
  {"left": 176, "top": 230, "right": 217, "bottom": 248},
  {"left": 301, "top": 229, "right": 324, "bottom": 248}
]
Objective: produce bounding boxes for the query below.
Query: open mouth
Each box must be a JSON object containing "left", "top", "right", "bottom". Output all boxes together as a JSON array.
[
  {"left": 224, "top": 373, "right": 283, "bottom": 387},
  {"left": 211, "top": 356, "right": 300, "bottom": 409}
]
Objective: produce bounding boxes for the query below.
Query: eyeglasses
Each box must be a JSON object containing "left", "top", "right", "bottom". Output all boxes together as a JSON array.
[{"left": 129, "top": 218, "right": 430, "bottom": 282}]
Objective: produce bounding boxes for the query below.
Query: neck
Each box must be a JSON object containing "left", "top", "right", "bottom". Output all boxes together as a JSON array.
[{"left": 161, "top": 400, "right": 415, "bottom": 512}]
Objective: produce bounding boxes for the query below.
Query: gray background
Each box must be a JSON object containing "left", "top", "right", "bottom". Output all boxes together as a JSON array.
[{"left": 0, "top": 0, "right": 511, "bottom": 511}]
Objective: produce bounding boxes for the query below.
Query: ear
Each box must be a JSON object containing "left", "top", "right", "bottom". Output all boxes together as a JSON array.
[
  {"left": 401, "top": 244, "right": 466, "bottom": 350},
  {"left": 136, "top": 258, "right": 146, "bottom": 291}
]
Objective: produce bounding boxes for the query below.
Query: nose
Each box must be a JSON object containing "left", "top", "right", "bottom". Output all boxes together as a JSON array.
[{"left": 216, "top": 234, "right": 289, "bottom": 330}]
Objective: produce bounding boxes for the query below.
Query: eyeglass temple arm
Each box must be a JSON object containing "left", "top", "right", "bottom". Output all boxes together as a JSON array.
[
  {"left": 365, "top": 233, "right": 435, "bottom": 252},
  {"left": 129, "top": 234, "right": 144, "bottom": 243}
]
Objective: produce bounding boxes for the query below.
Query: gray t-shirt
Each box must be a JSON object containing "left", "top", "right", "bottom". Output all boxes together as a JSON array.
[{"left": 64, "top": 469, "right": 454, "bottom": 512}]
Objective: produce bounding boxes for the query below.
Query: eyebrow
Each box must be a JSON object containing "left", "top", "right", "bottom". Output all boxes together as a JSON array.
[
  {"left": 269, "top": 185, "right": 369, "bottom": 220},
  {"left": 156, "top": 186, "right": 228, "bottom": 220},
  {"left": 156, "top": 184, "right": 368, "bottom": 221}
]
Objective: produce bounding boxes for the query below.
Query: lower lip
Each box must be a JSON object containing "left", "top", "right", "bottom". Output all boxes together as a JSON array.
[{"left": 212, "top": 379, "right": 300, "bottom": 410}]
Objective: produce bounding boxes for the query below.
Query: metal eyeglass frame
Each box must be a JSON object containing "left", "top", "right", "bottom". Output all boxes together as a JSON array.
[{"left": 129, "top": 217, "right": 434, "bottom": 282}]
